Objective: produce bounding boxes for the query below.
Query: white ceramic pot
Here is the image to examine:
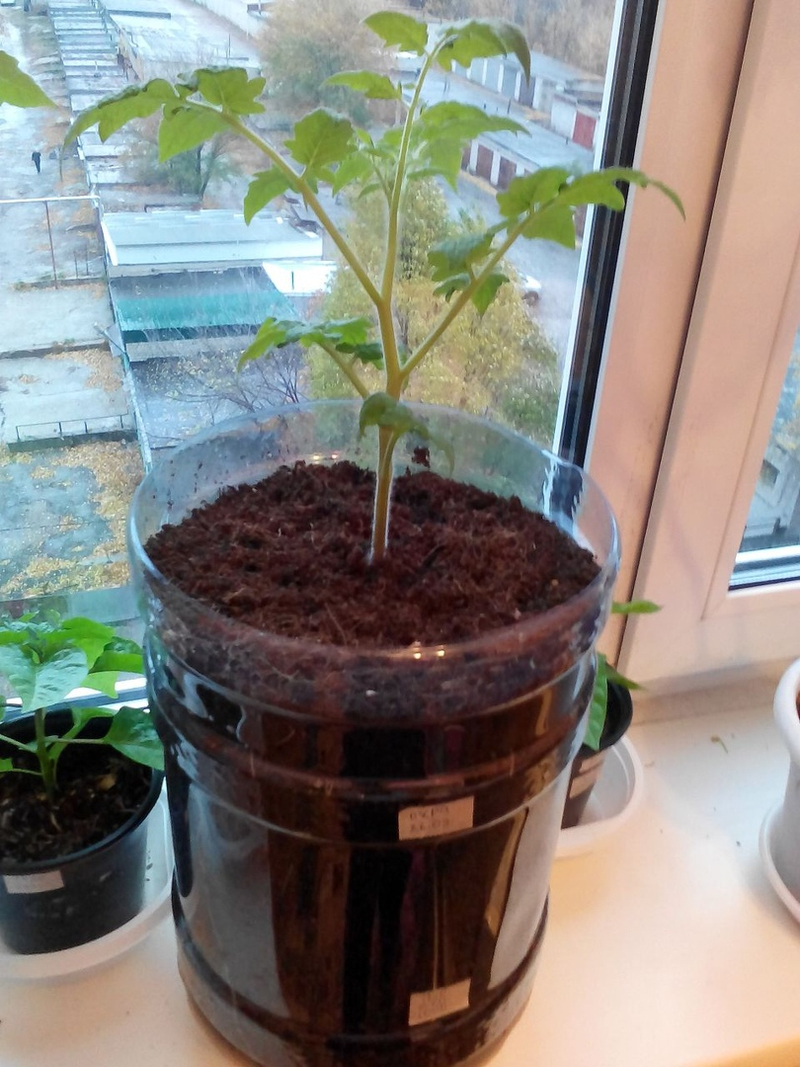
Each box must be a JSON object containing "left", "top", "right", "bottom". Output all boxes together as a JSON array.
[{"left": 773, "top": 659, "right": 800, "bottom": 900}]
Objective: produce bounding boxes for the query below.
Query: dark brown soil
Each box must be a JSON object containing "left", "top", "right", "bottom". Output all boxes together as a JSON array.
[
  {"left": 146, "top": 461, "right": 600, "bottom": 649},
  {"left": 0, "top": 742, "right": 151, "bottom": 865}
]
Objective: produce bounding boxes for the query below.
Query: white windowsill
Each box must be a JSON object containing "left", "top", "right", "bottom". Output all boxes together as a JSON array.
[{"left": 1, "top": 672, "right": 798, "bottom": 1067}]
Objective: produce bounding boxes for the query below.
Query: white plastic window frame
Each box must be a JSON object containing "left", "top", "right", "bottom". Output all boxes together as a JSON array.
[{"left": 589, "top": 0, "right": 800, "bottom": 687}]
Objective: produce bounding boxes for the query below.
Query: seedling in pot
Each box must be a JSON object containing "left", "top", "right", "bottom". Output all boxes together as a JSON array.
[
  {"left": 584, "top": 599, "right": 660, "bottom": 751},
  {"left": 0, "top": 614, "right": 163, "bottom": 802},
  {"left": 41, "top": 12, "right": 682, "bottom": 562}
]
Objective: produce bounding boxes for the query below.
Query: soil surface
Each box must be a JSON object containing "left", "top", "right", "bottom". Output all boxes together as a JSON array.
[
  {"left": 0, "top": 741, "right": 151, "bottom": 865},
  {"left": 146, "top": 461, "right": 600, "bottom": 649}
]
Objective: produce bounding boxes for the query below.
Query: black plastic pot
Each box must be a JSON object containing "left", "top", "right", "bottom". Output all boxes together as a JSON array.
[
  {"left": 0, "top": 711, "right": 163, "bottom": 955},
  {"left": 129, "top": 403, "right": 620, "bottom": 1067},
  {"left": 561, "top": 681, "right": 633, "bottom": 829}
]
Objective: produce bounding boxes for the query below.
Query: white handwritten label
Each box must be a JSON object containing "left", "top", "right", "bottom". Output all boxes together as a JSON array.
[
  {"left": 398, "top": 796, "right": 474, "bottom": 841},
  {"left": 409, "top": 979, "right": 471, "bottom": 1026},
  {"left": 3, "top": 870, "right": 64, "bottom": 895}
]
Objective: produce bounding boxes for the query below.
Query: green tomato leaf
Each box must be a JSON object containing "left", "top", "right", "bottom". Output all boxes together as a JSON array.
[
  {"left": 359, "top": 392, "right": 427, "bottom": 439},
  {"left": 238, "top": 317, "right": 305, "bottom": 367},
  {"left": 66, "top": 79, "right": 177, "bottom": 143},
  {"left": 331, "top": 150, "right": 374, "bottom": 196},
  {"left": 521, "top": 204, "right": 576, "bottom": 248},
  {"left": 285, "top": 109, "right": 355, "bottom": 177},
  {"left": 364, "top": 11, "right": 428, "bottom": 54},
  {"left": 244, "top": 169, "right": 296, "bottom": 223},
  {"left": 410, "top": 138, "right": 464, "bottom": 189},
  {"left": 103, "top": 706, "right": 164, "bottom": 770},
  {"left": 326, "top": 71, "right": 401, "bottom": 101},
  {"left": 158, "top": 102, "right": 227, "bottom": 161},
  {"left": 237, "top": 315, "right": 300, "bottom": 367},
  {"left": 359, "top": 394, "right": 454, "bottom": 470},
  {"left": 428, "top": 231, "right": 495, "bottom": 280},
  {"left": 0, "top": 51, "right": 56, "bottom": 108},
  {"left": 598, "top": 167, "right": 685, "bottom": 219},
  {"left": 496, "top": 167, "right": 571, "bottom": 218},
  {"left": 193, "top": 67, "right": 265, "bottom": 114},
  {"left": 300, "top": 318, "right": 383, "bottom": 364},
  {"left": 348, "top": 342, "right": 384, "bottom": 365},
  {"left": 239, "top": 316, "right": 376, "bottom": 369},
  {"left": 316, "top": 316, "right": 374, "bottom": 349},
  {"left": 471, "top": 271, "right": 508, "bottom": 316},
  {"left": 432, "top": 272, "right": 471, "bottom": 300},
  {"left": 418, "top": 101, "right": 526, "bottom": 142},
  {"left": 560, "top": 170, "right": 628, "bottom": 211},
  {"left": 436, "top": 20, "right": 530, "bottom": 80}
]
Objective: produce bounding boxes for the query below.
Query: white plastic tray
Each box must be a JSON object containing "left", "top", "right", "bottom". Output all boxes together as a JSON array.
[
  {"left": 759, "top": 805, "right": 800, "bottom": 925},
  {"left": 0, "top": 790, "right": 173, "bottom": 981},
  {"left": 556, "top": 735, "right": 644, "bottom": 859}
]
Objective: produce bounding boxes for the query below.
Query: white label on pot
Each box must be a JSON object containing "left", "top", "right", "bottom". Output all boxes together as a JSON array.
[
  {"left": 409, "top": 979, "right": 471, "bottom": 1026},
  {"left": 398, "top": 796, "right": 474, "bottom": 841},
  {"left": 3, "top": 870, "right": 64, "bottom": 895}
]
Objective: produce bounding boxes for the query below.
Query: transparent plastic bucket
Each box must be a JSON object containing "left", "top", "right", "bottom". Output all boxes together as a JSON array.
[{"left": 128, "top": 401, "right": 619, "bottom": 1067}]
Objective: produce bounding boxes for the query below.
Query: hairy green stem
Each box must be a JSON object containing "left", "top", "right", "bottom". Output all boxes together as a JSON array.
[
  {"left": 371, "top": 426, "right": 397, "bottom": 562},
  {"left": 379, "top": 47, "right": 437, "bottom": 385}
]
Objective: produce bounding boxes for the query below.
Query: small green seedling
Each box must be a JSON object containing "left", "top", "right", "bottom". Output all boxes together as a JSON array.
[
  {"left": 1, "top": 13, "right": 683, "bottom": 564},
  {"left": 0, "top": 614, "right": 163, "bottom": 801},
  {"left": 583, "top": 599, "right": 661, "bottom": 751}
]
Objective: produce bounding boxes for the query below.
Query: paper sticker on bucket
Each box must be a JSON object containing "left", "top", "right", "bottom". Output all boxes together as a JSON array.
[
  {"left": 3, "top": 869, "right": 64, "bottom": 895},
  {"left": 398, "top": 796, "right": 474, "bottom": 841},
  {"left": 409, "top": 979, "right": 471, "bottom": 1026}
]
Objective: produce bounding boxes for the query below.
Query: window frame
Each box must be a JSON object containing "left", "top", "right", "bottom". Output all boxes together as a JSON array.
[{"left": 590, "top": 0, "right": 800, "bottom": 686}]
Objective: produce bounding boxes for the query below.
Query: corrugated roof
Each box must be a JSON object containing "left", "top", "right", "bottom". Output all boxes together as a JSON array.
[{"left": 111, "top": 268, "right": 296, "bottom": 335}]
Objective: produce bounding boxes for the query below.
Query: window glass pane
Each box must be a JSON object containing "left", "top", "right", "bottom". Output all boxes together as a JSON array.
[
  {"left": 733, "top": 323, "right": 800, "bottom": 587},
  {"left": 2, "top": 0, "right": 637, "bottom": 616}
]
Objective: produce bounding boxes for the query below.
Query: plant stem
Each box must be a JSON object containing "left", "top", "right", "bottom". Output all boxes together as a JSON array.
[
  {"left": 371, "top": 426, "right": 397, "bottom": 562},
  {"left": 33, "top": 709, "right": 56, "bottom": 801},
  {"left": 318, "top": 341, "right": 370, "bottom": 398},
  {"left": 401, "top": 214, "right": 531, "bottom": 384},
  {"left": 379, "top": 48, "right": 436, "bottom": 387},
  {"left": 369, "top": 47, "right": 443, "bottom": 560},
  {"left": 220, "top": 112, "right": 382, "bottom": 309}
]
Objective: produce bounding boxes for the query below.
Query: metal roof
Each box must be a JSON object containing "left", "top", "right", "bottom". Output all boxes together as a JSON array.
[
  {"left": 110, "top": 267, "right": 297, "bottom": 337},
  {"left": 101, "top": 209, "right": 324, "bottom": 276}
]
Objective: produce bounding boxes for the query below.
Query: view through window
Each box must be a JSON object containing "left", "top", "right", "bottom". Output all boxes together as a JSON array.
[
  {"left": 1, "top": 0, "right": 628, "bottom": 621},
  {"left": 734, "top": 322, "right": 800, "bottom": 588}
]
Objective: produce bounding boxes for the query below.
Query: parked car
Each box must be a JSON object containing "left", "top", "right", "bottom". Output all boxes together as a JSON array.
[{"left": 520, "top": 274, "right": 543, "bottom": 303}]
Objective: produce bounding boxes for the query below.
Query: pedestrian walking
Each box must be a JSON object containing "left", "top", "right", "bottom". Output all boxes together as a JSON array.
[{"left": 31, "top": 150, "right": 41, "bottom": 173}]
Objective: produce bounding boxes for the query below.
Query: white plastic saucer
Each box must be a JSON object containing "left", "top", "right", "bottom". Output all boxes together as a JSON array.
[
  {"left": 556, "top": 735, "right": 644, "bottom": 859},
  {"left": 759, "top": 805, "right": 800, "bottom": 925},
  {"left": 0, "top": 790, "right": 173, "bottom": 981}
]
